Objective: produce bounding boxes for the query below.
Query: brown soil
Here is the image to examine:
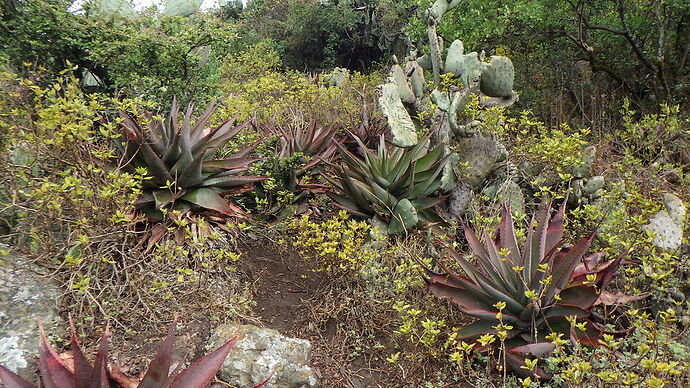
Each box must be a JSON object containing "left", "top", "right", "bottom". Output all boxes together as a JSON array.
[{"left": 237, "top": 237, "right": 399, "bottom": 388}]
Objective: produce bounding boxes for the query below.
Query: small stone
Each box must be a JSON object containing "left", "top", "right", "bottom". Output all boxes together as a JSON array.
[
  {"left": 643, "top": 193, "right": 686, "bottom": 250},
  {"left": 207, "top": 324, "right": 317, "bottom": 388}
]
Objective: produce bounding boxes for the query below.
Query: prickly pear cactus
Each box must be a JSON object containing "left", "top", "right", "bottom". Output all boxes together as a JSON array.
[
  {"left": 377, "top": 83, "right": 418, "bottom": 148},
  {"left": 643, "top": 193, "right": 686, "bottom": 250},
  {"left": 480, "top": 56, "right": 515, "bottom": 98},
  {"left": 372, "top": 0, "right": 521, "bottom": 220}
]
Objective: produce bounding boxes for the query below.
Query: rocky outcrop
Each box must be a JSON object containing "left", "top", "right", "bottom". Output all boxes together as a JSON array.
[{"left": 0, "top": 246, "right": 63, "bottom": 377}]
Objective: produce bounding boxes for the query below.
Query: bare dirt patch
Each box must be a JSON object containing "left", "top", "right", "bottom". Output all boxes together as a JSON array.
[{"left": 238, "top": 238, "right": 401, "bottom": 387}]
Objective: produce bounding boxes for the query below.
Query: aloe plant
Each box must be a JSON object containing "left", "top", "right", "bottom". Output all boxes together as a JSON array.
[
  {"left": 424, "top": 201, "right": 624, "bottom": 379},
  {"left": 324, "top": 134, "right": 449, "bottom": 234},
  {"left": 0, "top": 321, "right": 267, "bottom": 388},
  {"left": 117, "top": 99, "right": 265, "bottom": 220}
]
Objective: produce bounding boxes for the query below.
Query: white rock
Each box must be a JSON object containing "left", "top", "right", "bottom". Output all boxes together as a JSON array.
[
  {"left": 207, "top": 324, "right": 317, "bottom": 388},
  {"left": 643, "top": 193, "right": 686, "bottom": 250},
  {"left": 0, "top": 247, "right": 64, "bottom": 377}
]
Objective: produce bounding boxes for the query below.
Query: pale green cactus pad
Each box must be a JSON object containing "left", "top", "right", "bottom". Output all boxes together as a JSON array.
[
  {"left": 460, "top": 52, "right": 483, "bottom": 87},
  {"left": 417, "top": 54, "right": 432, "bottom": 70},
  {"left": 405, "top": 61, "right": 426, "bottom": 98},
  {"left": 388, "top": 198, "right": 419, "bottom": 234},
  {"left": 445, "top": 40, "right": 465, "bottom": 76},
  {"left": 431, "top": 90, "right": 450, "bottom": 112},
  {"left": 480, "top": 56, "right": 515, "bottom": 98},
  {"left": 164, "top": 0, "right": 202, "bottom": 16},
  {"left": 378, "top": 83, "right": 418, "bottom": 148},
  {"left": 391, "top": 64, "right": 416, "bottom": 104}
]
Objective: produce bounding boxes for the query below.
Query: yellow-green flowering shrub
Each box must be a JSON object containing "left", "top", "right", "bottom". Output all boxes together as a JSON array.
[
  {"left": 0, "top": 66, "right": 144, "bottom": 254},
  {"left": 288, "top": 210, "right": 377, "bottom": 273}
]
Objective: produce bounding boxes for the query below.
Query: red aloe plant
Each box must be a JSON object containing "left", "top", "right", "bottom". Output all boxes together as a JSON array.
[{"left": 0, "top": 321, "right": 264, "bottom": 388}]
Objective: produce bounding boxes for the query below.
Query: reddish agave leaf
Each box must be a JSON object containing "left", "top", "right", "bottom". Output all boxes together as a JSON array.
[
  {"left": 68, "top": 319, "right": 92, "bottom": 388},
  {"left": 109, "top": 364, "right": 138, "bottom": 388},
  {"left": 544, "top": 232, "right": 596, "bottom": 301},
  {"left": 483, "top": 229, "right": 518, "bottom": 293},
  {"left": 544, "top": 200, "right": 566, "bottom": 256},
  {"left": 441, "top": 241, "right": 487, "bottom": 288},
  {"left": 87, "top": 327, "right": 110, "bottom": 388},
  {"left": 473, "top": 274, "right": 525, "bottom": 315},
  {"left": 596, "top": 251, "right": 625, "bottom": 289},
  {"left": 505, "top": 352, "right": 552, "bottom": 380},
  {"left": 571, "top": 251, "right": 607, "bottom": 278},
  {"left": 455, "top": 320, "right": 499, "bottom": 341},
  {"left": 530, "top": 201, "right": 552, "bottom": 275},
  {"left": 139, "top": 322, "right": 177, "bottom": 388},
  {"left": 189, "top": 102, "right": 218, "bottom": 142},
  {"left": 542, "top": 304, "right": 590, "bottom": 321},
  {"left": 37, "top": 322, "right": 74, "bottom": 388},
  {"left": 0, "top": 364, "right": 35, "bottom": 388},
  {"left": 427, "top": 281, "right": 495, "bottom": 315},
  {"left": 462, "top": 224, "right": 491, "bottom": 271},
  {"left": 168, "top": 337, "right": 237, "bottom": 388},
  {"left": 496, "top": 204, "right": 522, "bottom": 267},
  {"left": 558, "top": 285, "right": 600, "bottom": 309}
]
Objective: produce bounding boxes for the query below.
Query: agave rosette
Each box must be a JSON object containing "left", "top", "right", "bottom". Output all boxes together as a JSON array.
[
  {"left": 425, "top": 201, "right": 624, "bottom": 378},
  {"left": 272, "top": 117, "right": 339, "bottom": 174},
  {"left": 325, "top": 133, "right": 449, "bottom": 234},
  {"left": 116, "top": 99, "right": 265, "bottom": 219}
]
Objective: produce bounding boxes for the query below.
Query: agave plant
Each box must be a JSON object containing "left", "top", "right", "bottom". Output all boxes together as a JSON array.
[
  {"left": 341, "top": 104, "right": 389, "bottom": 156},
  {"left": 324, "top": 133, "right": 449, "bottom": 234},
  {"left": 268, "top": 116, "right": 339, "bottom": 193},
  {"left": 117, "top": 99, "right": 265, "bottom": 220},
  {"left": 424, "top": 201, "right": 624, "bottom": 379},
  {"left": 0, "top": 321, "right": 268, "bottom": 388}
]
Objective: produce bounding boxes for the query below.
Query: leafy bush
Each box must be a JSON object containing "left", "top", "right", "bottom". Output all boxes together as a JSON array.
[
  {"left": 85, "top": 11, "right": 240, "bottom": 106},
  {"left": 0, "top": 68, "right": 253, "bottom": 329}
]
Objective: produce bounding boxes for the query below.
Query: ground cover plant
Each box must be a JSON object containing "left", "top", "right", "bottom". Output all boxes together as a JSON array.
[{"left": 0, "top": 1, "right": 688, "bottom": 387}]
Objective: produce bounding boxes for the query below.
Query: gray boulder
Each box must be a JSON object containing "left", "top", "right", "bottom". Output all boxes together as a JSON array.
[
  {"left": 0, "top": 247, "right": 63, "bottom": 377},
  {"left": 207, "top": 324, "right": 317, "bottom": 388}
]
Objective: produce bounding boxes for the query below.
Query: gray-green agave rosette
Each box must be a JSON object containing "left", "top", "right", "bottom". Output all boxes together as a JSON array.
[{"left": 324, "top": 134, "right": 449, "bottom": 234}]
